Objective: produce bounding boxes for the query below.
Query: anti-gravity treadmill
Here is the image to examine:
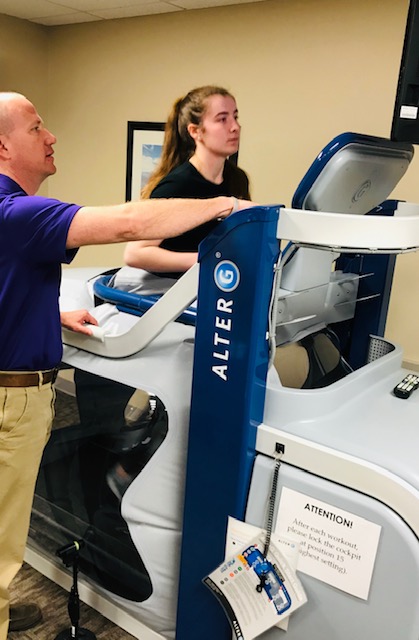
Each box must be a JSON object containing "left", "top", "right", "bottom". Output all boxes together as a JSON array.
[{"left": 29, "top": 132, "right": 419, "bottom": 640}]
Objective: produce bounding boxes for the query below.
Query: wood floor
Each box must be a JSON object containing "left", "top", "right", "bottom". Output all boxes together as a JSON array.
[{"left": 8, "top": 562, "right": 137, "bottom": 639}]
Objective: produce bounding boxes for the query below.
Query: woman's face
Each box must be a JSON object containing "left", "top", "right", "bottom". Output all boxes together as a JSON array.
[{"left": 195, "top": 94, "right": 240, "bottom": 158}]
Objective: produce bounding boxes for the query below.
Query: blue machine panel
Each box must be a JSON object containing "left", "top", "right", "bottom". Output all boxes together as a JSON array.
[{"left": 176, "top": 206, "right": 280, "bottom": 639}]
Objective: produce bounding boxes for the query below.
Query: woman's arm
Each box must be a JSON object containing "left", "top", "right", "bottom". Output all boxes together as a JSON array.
[{"left": 124, "top": 239, "right": 197, "bottom": 273}]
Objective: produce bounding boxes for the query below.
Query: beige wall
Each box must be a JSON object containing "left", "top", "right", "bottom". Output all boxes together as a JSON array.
[
  {"left": 2, "top": 0, "right": 419, "bottom": 365},
  {"left": 0, "top": 14, "right": 49, "bottom": 195},
  {"left": 1, "top": 14, "right": 48, "bottom": 107}
]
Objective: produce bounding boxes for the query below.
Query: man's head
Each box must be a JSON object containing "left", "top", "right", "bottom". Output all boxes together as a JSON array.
[{"left": 0, "top": 92, "right": 57, "bottom": 195}]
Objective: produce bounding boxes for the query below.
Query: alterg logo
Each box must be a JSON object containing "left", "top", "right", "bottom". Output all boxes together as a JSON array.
[{"left": 214, "top": 260, "right": 240, "bottom": 292}]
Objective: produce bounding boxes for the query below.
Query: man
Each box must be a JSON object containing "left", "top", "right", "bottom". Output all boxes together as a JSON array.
[{"left": 0, "top": 91, "right": 249, "bottom": 638}]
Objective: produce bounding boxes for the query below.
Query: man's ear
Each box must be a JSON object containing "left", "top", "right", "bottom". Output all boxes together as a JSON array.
[
  {"left": 0, "top": 135, "right": 12, "bottom": 162},
  {"left": 0, "top": 135, "right": 9, "bottom": 155}
]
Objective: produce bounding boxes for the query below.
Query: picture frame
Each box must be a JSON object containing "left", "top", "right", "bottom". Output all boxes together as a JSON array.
[{"left": 125, "top": 121, "right": 165, "bottom": 201}]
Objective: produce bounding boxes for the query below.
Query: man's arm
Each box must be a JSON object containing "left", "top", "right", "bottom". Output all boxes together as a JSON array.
[{"left": 66, "top": 196, "right": 247, "bottom": 249}]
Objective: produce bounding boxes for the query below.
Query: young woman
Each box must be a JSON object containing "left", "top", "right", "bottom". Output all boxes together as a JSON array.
[
  {"left": 124, "top": 85, "right": 251, "bottom": 277},
  {"left": 106, "top": 87, "right": 251, "bottom": 499}
]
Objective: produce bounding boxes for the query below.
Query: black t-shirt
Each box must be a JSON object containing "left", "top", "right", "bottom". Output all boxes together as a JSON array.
[{"left": 150, "top": 160, "right": 250, "bottom": 254}]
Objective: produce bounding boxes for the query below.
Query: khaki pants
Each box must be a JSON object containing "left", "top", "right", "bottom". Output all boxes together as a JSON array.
[{"left": 0, "top": 382, "right": 54, "bottom": 639}]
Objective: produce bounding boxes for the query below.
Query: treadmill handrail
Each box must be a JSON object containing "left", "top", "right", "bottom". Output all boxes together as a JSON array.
[
  {"left": 277, "top": 206, "right": 419, "bottom": 253},
  {"left": 62, "top": 263, "right": 199, "bottom": 358}
]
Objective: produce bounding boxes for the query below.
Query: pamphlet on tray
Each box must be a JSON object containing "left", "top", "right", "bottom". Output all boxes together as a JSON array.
[{"left": 203, "top": 518, "right": 307, "bottom": 639}]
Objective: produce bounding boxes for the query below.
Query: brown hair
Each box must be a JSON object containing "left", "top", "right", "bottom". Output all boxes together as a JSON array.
[{"left": 141, "top": 85, "right": 234, "bottom": 198}]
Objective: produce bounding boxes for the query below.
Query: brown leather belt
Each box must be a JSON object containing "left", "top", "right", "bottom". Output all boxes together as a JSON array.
[{"left": 0, "top": 369, "right": 58, "bottom": 387}]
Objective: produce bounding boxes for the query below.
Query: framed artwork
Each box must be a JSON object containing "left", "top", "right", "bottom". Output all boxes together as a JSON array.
[{"left": 125, "top": 121, "right": 165, "bottom": 201}]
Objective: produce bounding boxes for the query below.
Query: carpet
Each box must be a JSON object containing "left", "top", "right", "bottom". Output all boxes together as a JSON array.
[{"left": 8, "top": 562, "right": 137, "bottom": 639}]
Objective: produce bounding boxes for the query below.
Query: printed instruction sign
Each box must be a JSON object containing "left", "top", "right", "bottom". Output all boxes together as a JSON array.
[{"left": 275, "top": 488, "right": 381, "bottom": 600}]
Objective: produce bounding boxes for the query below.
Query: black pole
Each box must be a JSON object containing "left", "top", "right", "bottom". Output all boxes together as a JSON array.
[{"left": 54, "top": 540, "right": 96, "bottom": 640}]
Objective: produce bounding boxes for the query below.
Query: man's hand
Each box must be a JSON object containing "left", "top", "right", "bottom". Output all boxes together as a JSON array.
[{"left": 60, "top": 310, "right": 98, "bottom": 335}]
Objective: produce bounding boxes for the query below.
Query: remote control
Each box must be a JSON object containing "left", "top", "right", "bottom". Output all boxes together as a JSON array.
[{"left": 393, "top": 374, "right": 419, "bottom": 399}]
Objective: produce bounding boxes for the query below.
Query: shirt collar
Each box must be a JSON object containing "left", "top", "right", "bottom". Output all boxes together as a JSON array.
[{"left": 0, "top": 174, "right": 27, "bottom": 195}]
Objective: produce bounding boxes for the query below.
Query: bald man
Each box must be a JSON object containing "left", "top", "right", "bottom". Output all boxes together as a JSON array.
[{"left": 0, "top": 91, "right": 251, "bottom": 637}]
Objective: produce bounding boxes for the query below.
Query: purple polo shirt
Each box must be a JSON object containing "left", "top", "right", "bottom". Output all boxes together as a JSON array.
[{"left": 0, "top": 175, "right": 81, "bottom": 370}]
